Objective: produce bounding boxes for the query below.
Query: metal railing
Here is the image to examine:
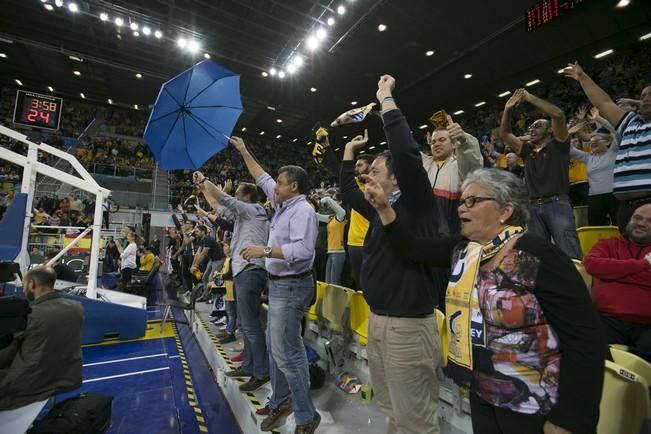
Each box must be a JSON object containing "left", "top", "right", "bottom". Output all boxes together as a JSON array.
[{"left": 91, "top": 163, "right": 153, "bottom": 180}]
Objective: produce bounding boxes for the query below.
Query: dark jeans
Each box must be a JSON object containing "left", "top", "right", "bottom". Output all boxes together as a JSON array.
[
  {"left": 617, "top": 196, "right": 651, "bottom": 234},
  {"left": 120, "top": 267, "right": 136, "bottom": 290},
  {"left": 569, "top": 182, "right": 589, "bottom": 207},
  {"left": 587, "top": 193, "right": 619, "bottom": 226},
  {"left": 225, "top": 300, "right": 237, "bottom": 335},
  {"left": 234, "top": 267, "right": 269, "bottom": 379},
  {"left": 347, "top": 245, "right": 363, "bottom": 290},
  {"left": 528, "top": 198, "right": 583, "bottom": 259},
  {"left": 601, "top": 314, "right": 651, "bottom": 362},
  {"left": 180, "top": 254, "right": 193, "bottom": 292},
  {"left": 470, "top": 392, "right": 545, "bottom": 434}
]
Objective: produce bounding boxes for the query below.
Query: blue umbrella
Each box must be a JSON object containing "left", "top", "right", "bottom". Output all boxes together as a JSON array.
[{"left": 144, "top": 59, "right": 243, "bottom": 170}]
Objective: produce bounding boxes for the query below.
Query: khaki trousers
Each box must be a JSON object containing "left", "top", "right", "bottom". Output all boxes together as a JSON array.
[{"left": 367, "top": 312, "right": 442, "bottom": 434}]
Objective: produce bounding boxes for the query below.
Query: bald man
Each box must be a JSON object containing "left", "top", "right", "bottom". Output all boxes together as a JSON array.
[{"left": 0, "top": 267, "right": 83, "bottom": 410}]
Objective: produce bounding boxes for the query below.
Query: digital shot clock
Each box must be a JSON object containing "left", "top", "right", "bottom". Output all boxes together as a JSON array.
[{"left": 13, "top": 90, "right": 64, "bottom": 131}]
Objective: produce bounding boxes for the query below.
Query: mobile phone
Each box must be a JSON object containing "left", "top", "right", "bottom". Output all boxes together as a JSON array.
[{"left": 429, "top": 110, "right": 449, "bottom": 129}]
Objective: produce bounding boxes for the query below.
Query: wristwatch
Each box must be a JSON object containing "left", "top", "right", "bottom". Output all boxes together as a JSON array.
[{"left": 264, "top": 246, "right": 273, "bottom": 258}]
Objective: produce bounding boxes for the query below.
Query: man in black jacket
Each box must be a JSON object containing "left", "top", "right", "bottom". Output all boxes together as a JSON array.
[{"left": 340, "top": 75, "right": 443, "bottom": 434}]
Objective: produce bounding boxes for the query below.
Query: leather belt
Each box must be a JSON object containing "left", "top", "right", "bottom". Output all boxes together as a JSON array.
[
  {"left": 529, "top": 194, "right": 568, "bottom": 205},
  {"left": 267, "top": 271, "right": 313, "bottom": 281}
]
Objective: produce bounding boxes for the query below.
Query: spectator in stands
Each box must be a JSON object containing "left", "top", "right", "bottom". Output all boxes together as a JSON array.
[
  {"left": 568, "top": 137, "right": 589, "bottom": 207},
  {"left": 316, "top": 192, "right": 347, "bottom": 285},
  {"left": 116, "top": 231, "right": 139, "bottom": 290},
  {"left": 233, "top": 136, "right": 320, "bottom": 433},
  {"left": 346, "top": 154, "right": 372, "bottom": 289},
  {"left": 191, "top": 225, "right": 225, "bottom": 302},
  {"left": 341, "top": 75, "right": 443, "bottom": 434},
  {"left": 104, "top": 236, "right": 119, "bottom": 273},
  {"left": 422, "top": 116, "right": 483, "bottom": 235},
  {"left": 564, "top": 63, "right": 651, "bottom": 232},
  {"left": 138, "top": 246, "right": 156, "bottom": 272},
  {"left": 365, "top": 168, "right": 605, "bottom": 434},
  {"left": 0, "top": 267, "right": 83, "bottom": 410},
  {"left": 208, "top": 240, "right": 236, "bottom": 344},
  {"left": 43, "top": 251, "right": 79, "bottom": 282},
  {"left": 195, "top": 171, "right": 271, "bottom": 379},
  {"left": 504, "top": 152, "right": 523, "bottom": 178},
  {"left": 500, "top": 88, "right": 583, "bottom": 259},
  {"left": 584, "top": 203, "right": 651, "bottom": 361},
  {"left": 68, "top": 194, "right": 82, "bottom": 213}
]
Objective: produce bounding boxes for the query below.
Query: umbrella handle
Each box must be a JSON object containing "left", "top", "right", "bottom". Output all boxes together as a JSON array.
[{"left": 222, "top": 133, "right": 231, "bottom": 141}]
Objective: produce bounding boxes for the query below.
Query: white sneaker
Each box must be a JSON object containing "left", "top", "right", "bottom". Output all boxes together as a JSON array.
[
  {"left": 215, "top": 317, "right": 227, "bottom": 325},
  {"left": 219, "top": 325, "right": 228, "bottom": 331}
]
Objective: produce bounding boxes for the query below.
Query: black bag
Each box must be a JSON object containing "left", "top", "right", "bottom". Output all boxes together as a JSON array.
[{"left": 28, "top": 393, "right": 113, "bottom": 434}]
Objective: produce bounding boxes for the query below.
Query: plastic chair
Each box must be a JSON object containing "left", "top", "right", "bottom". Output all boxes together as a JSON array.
[
  {"left": 576, "top": 226, "right": 620, "bottom": 256},
  {"left": 0, "top": 193, "right": 28, "bottom": 262},
  {"left": 435, "top": 309, "right": 448, "bottom": 367},
  {"left": 306, "top": 281, "right": 326, "bottom": 322},
  {"left": 610, "top": 346, "right": 651, "bottom": 389},
  {"left": 320, "top": 284, "right": 353, "bottom": 332},
  {"left": 597, "top": 360, "right": 650, "bottom": 434},
  {"left": 349, "top": 291, "right": 370, "bottom": 346}
]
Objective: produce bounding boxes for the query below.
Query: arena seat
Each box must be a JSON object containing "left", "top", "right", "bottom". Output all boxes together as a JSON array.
[
  {"left": 571, "top": 259, "right": 592, "bottom": 291},
  {"left": 576, "top": 226, "right": 620, "bottom": 256},
  {"left": 0, "top": 192, "right": 28, "bottom": 262},
  {"left": 320, "top": 284, "right": 353, "bottom": 332},
  {"left": 349, "top": 291, "right": 370, "bottom": 346},
  {"left": 306, "top": 281, "right": 326, "bottom": 321},
  {"left": 610, "top": 346, "right": 651, "bottom": 389},
  {"left": 435, "top": 309, "right": 448, "bottom": 367},
  {"left": 597, "top": 360, "right": 650, "bottom": 434}
]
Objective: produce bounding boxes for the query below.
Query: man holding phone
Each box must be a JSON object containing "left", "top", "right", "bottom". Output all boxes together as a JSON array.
[{"left": 422, "top": 112, "right": 483, "bottom": 235}]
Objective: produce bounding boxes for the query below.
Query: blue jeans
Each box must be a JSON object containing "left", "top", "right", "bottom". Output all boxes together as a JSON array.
[
  {"left": 234, "top": 267, "right": 269, "bottom": 379},
  {"left": 225, "top": 300, "right": 237, "bottom": 335},
  {"left": 267, "top": 276, "right": 316, "bottom": 424},
  {"left": 325, "top": 251, "right": 346, "bottom": 285},
  {"left": 528, "top": 198, "right": 582, "bottom": 259}
]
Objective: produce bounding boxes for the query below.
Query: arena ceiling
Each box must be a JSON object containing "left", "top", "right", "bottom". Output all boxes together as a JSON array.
[{"left": 1, "top": 0, "right": 650, "bottom": 149}]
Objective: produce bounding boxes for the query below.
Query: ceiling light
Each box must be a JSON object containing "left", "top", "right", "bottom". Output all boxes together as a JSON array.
[
  {"left": 44, "top": 3, "right": 54, "bottom": 11},
  {"left": 310, "top": 87, "right": 317, "bottom": 92},
  {"left": 369, "top": 146, "right": 376, "bottom": 150},
  {"left": 351, "top": 101, "right": 357, "bottom": 105},
  {"left": 130, "top": 22, "right": 138, "bottom": 31},
  {"left": 241, "top": 127, "right": 247, "bottom": 132},
  {"left": 80, "top": 92, "right": 85, "bottom": 99},
  {"left": 453, "top": 110, "right": 465, "bottom": 115},
  {"left": 134, "top": 104, "right": 138, "bottom": 109},
  {"left": 187, "top": 40, "right": 200, "bottom": 53},
  {"left": 292, "top": 55, "right": 304, "bottom": 67},
  {"left": 47, "top": 86, "right": 54, "bottom": 92},
  {"left": 334, "top": 148, "right": 340, "bottom": 152},
  {"left": 278, "top": 70, "right": 286, "bottom": 79},
  {"left": 73, "top": 70, "right": 81, "bottom": 76},
  {"left": 292, "top": 138, "right": 298, "bottom": 142},
  {"left": 99, "top": 12, "right": 108, "bottom": 21},
  {"left": 259, "top": 131, "right": 265, "bottom": 135},
  {"left": 343, "top": 136, "right": 348, "bottom": 139},
  {"left": 418, "top": 124, "right": 428, "bottom": 129},
  {"left": 616, "top": 0, "right": 630, "bottom": 7},
  {"left": 337, "top": 5, "right": 346, "bottom": 15},
  {"left": 316, "top": 28, "right": 327, "bottom": 40},
  {"left": 203, "top": 53, "right": 211, "bottom": 59},
  {"left": 266, "top": 106, "right": 276, "bottom": 111},
  {"left": 306, "top": 36, "right": 319, "bottom": 50},
  {"left": 68, "top": 55, "right": 83, "bottom": 62},
  {"left": 287, "top": 63, "right": 297, "bottom": 74},
  {"left": 15, "top": 79, "right": 23, "bottom": 86},
  {"left": 594, "top": 49, "right": 614, "bottom": 59},
  {"left": 327, "top": 17, "right": 335, "bottom": 26},
  {"left": 380, "top": 141, "right": 387, "bottom": 145},
  {"left": 474, "top": 101, "right": 486, "bottom": 107},
  {"left": 425, "top": 50, "right": 434, "bottom": 56},
  {"left": 154, "top": 30, "right": 163, "bottom": 39},
  {"left": 261, "top": 71, "right": 269, "bottom": 77},
  {"left": 132, "top": 31, "right": 140, "bottom": 37},
  {"left": 276, "top": 119, "right": 283, "bottom": 123},
  {"left": 136, "top": 73, "right": 142, "bottom": 78},
  {"left": 108, "top": 99, "right": 113, "bottom": 104},
  {"left": 142, "top": 26, "right": 151, "bottom": 36},
  {"left": 115, "top": 17, "right": 124, "bottom": 27},
  {"left": 498, "top": 91, "right": 511, "bottom": 97},
  {"left": 177, "top": 37, "right": 187, "bottom": 48},
  {"left": 640, "top": 32, "right": 651, "bottom": 41},
  {"left": 557, "top": 67, "right": 569, "bottom": 74},
  {"left": 68, "top": 2, "right": 79, "bottom": 13},
  {"left": 526, "top": 79, "right": 541, "bottom": 86},
  {"left": 0, "top": 53, "right": 6, "bottom": 59},
  {"left": 276, "top": 134, "right": 282, "bottom": 139},
  {"left": 55, "top": 0, "right": 63, "bottom": 6},
  {"left": 464, "top": 73, "right": 472, "bottom": 79},
  {"left": 269, "top": 68, "right": 277, "bottom": 76},
  {"left": 378, "top": 24, "right": 387, "bottom": 32}
]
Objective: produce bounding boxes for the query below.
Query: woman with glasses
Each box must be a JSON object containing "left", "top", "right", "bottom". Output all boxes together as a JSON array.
[{"left": 363, "top": 168, "right": 605, "bottom": 434}]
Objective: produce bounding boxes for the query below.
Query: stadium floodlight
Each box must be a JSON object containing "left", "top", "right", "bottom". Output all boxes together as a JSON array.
[
  {"left": 154, "top": 30, "right": 163, "bottom": 39},
  {"left": 316, "top": 28, "right": 327, "bottom": 41},
  {"left": 269, "top": 68, "right": 277, "bottom": 76},
  {"left": 378, "top": 24, "right": 387, "bottom": 32},
  {"left": 276, "top": 134, "right": 282, "bottom": 139},
  {"left": 80, "top": 92, "right": 85, "bottom": 99},
  {"left": 68, "top": 2, "right": 79, "bottom": 12},
  {"left": 337, "top": 5, "right": 346, "bottom": 15},
  {"left": 48, "top": 86, "right": 54, "bottom": 92},
  {"left": 276, "top": 119, "right": 283, "bottom": 123},
  {"left": 261, "top": 71, "right": 268, "bottom": 77},
  {"left": 55, "top": 0, "right": 63, "bottom": 6},
  {"left": 526, "top": 79, "right": 541, "bottom": 87},
  {"left": 99, "top": 12, "right": 108, "bottom": 21},
  {"left": 134, "top": 104, "right": 139, "bottom": 109},
  {"left": 142, "top": 26, "right": 151, "bottom": 36},
  {"left": 418, "top": 124, "right": 428, "bottom": 129},
  {"left": 287, "top": 64, "right": 297, "bottom": 74},
  {"left": 453, "top": 110, "right": 465, "bottom": 115},
  {"left": 15, "top": 79, "right": 23, "bottom": 86},
  {"left": 130, "top": 22, "right": 138, "bottom": 31},
  {"left": 474, "top": 101, "right": 486, "bottom": 107},
  {"left": 594, "top": 49, "right": 614, "bottom": 59},
  {"left": 177, "top": 37, "right": 187, "bottom": 48},
  {"left": 187, "top": 40, "right": 200, "bottom": 53},
  {"left": 306, "top": 36, "right": 319, "bottom": 51},
  {"left": 464, "top": 73, "right": 472, "bottom": 79},
  {"left": 278, "top": 70, "right": 286, "bottom": 79},
  {"left": 291, "top": 55, "right": 304, "bottom": 68},
  {"left": 108, "top": 99, "right": 113, "bottom": 104},
  {"left": 327, "top": 17, "right": 335, "bottom": 26},
  {"left": 498, "top": 91, "right": 511, "bottom": 97},
  {"left": 203, "top": 53, "right": 211, "bottom": 59},
  {"left": 73, "top": 70, "right": 81, "bottom": 76},
  {"left": 136, "top": 73, "right": 142, "bottom": 78},
  {"left": 44, "top": 3, "right": 54, "bottom": 11},
  {"left": 426, "top": 50, "right": 434, "bottom": 56},
  {"left": 115, "top": 17, "right": 124, "bottom": 27},
  {"left": 310, "top": 87, "right": 317, "bottom": 92}
]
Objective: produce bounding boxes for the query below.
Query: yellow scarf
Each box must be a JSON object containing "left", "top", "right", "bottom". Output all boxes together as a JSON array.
[{"left": 445, "top": 226, "right": 524, "bottom": 370}]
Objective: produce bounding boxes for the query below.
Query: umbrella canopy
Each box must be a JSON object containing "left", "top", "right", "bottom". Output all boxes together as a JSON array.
[{"left": 144, "top": 59, "right": 243, "bottom": 170}]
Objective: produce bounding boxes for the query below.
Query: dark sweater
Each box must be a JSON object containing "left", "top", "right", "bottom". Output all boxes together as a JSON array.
[
  {"left": 340, "top": 109, "right": 445, "bottom": 317},
  {"left": 383, "top": 220, "right": 605, "bottom": 434}
]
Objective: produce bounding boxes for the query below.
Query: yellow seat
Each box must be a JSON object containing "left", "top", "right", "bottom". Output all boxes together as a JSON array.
[
  {"left": 349, "top": 291, "right": 370, "bottom": 346},
  {"left": 576, "top": 226, "right": 620, "bottom": 256},
  {"left": 320, "top": 284, "right": 353, "bottom": 332},
  {"left": 572, "top": 259, "right": 592, "bottom": 289},
  {"left": 597, "top": 360, "right": 650, "bottom": 434},
  {"left": 610, "top": 346, "right": 651, "bottom": 389},
  {"left": 435, "top": 309, "right": 448, "bottom": 367},
  {"left": 306, "top": 281, "right": 326, "bottom": 321}
]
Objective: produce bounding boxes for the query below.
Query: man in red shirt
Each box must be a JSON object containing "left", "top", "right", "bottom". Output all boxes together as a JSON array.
[{"left": 584, "top": 203, "right": 651, "bottom": 361}]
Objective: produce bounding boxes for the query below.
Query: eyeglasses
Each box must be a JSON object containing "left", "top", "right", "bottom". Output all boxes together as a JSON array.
[
  {"left": 528, "top": 122, "right": 547, "bottom": 130},
  {"left": 458, "top": 196, "right": 497, "bottom": 209}
]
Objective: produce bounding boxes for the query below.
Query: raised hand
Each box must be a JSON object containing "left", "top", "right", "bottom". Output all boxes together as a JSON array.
[
  {"left": 193, "top": 171, "right": 205, "bottom": 185},
  {"left": 446, "top": 115, "right": 467, "bottom": 145},
  {"left": 568, "top": 121, "right": 589, "bottom": 135},
  {"left": 563, "top": 62, "right": 585, "bottom": 81},
  {"left": 229, "top": 136, "right": 246, "bottom": 152},
  {"left": 587, "top": 107, "right": 600, "bottom": 122},
  {"left": 505, "top": 89, "right": 525, "bottom": 110},
  {"left": 376, "top": 74, "right": 396, "bottom": 102},
  {"left": 346, "top": 129, "right": 369, "bottom": 152},
  {"left": 224, "top": 179, "right": 233, "bottom": 194},
  {"left": 575, "top": 105, "right": 588, "bottom": 121},
  {"left": 362, "top": 175, "right": 390, "bottom": 210}
]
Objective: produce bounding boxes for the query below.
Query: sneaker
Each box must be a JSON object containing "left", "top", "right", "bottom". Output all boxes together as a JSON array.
[
  {"left": 256, "top": 402, "right": 271, "bottom": 416},
  {"left": 239, "top": 376, "right": 269, "bottom": 392},
  {"left": 231, "top": 352, "right": 244, "bottom": 363},
  {"left": 218, "top": 325, "right": 228, "bottom": 331},
  {"left": 295, "top": 412, "right": 321, "bottom": 434},
  {"left": 219, "top": 333, "right": 236, "bottom": 344},
  {"left": 260, "top": 398, "right": 293, "bottom": 431},
  {"left": 225, "top": 367, "right": 252, "bottom": 378},
  {"left": 214, "top": 317, "right": 227, "bottom": 325}
]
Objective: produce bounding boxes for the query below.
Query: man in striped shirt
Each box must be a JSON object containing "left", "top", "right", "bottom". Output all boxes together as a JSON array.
[{"left": 565, "top": 62, "right": 651, "bottom": 232}]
